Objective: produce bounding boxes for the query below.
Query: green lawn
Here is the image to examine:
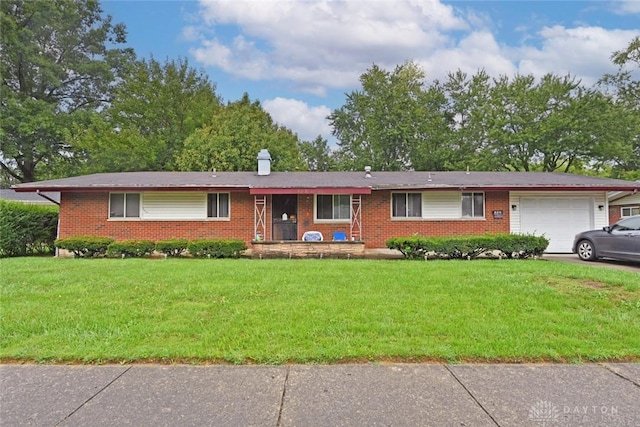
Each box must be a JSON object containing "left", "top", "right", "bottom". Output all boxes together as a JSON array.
[{"left": 1, "top": 258, "right": 638, "bottom": 364}]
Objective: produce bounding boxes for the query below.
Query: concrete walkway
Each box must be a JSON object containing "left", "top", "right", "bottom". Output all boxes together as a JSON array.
[{"left": 2, "top": 363, "right": 639, "bottom": 426}]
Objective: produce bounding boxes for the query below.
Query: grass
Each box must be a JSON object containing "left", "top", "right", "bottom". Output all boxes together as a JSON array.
[{"left": 1, "top": 257, "right": 639, "bottom": 364}]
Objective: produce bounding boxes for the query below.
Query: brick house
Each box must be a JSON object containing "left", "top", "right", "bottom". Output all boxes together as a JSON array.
[
  {"left": 608, "top": 185, "right": 640, "bottom": 224},
  {"left": 14, "top": 154, "right": 639, "bottom": 254}
]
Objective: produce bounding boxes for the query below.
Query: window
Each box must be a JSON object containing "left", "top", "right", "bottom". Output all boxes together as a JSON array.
[
  {"left": 613, "top": 216, "right": 640, "bottom": 231},
  {"left": 207, "top": 193, "right": 230, "bottom": 218},
  {"left": 109, "top": 193, "right": 140, "bottom": 218},
  {"left": 316, "top": 195, "right": 350, "bottom": 221},
  {"left": 461, "top": 192, "right": 484, "bottom": 218},
  {"left": 392, "top": 193, "right": 422, "bottom": 218},
  {"left": 621, "top": 206, "right": 640, "bottom": 218}
]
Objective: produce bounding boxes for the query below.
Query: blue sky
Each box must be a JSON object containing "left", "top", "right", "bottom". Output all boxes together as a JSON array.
[{"left": 101, "top": 0, "right": 639, "bottom": 143}]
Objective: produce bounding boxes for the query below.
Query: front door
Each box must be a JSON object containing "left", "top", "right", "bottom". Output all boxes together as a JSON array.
[{"left": 272, "top": 195, "right": 298, "bottom": 240}]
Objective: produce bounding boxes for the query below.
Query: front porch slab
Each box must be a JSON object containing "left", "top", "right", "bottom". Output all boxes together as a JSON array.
[{"left": 251, "top": 241, "right": 365, "bottom": 259}]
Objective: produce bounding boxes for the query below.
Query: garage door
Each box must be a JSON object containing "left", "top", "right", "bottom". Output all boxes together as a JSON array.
[{"left": 520, "top": 197, "right": 593, "bottom": 253}]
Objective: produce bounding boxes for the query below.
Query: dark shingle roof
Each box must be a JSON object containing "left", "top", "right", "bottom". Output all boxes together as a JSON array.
[{"left": 12, "top": 171, "right": 640, "bottom": 192}]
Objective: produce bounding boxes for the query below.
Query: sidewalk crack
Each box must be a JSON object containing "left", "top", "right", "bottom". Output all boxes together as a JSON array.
[
  {"left": 445, "top": 365, "right": 501, "bottom": 427},
  {"left": 55, "top": 365, "right": 132, "bottom": 426},
  {"left": 275, "top": 365, "right": 291, "bottom": 427},
  {"left": 600, "top": 363, "right": 640, "bottom": 388}
]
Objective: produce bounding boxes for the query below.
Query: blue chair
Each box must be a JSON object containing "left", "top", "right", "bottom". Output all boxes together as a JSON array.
[{"left": 332, "top": 231, "right": 347, "bottom": 241}]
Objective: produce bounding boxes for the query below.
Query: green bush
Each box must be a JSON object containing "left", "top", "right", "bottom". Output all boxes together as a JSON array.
[
  {"left": 55, "top": 236, "right": 115, "bottom": 258},
  {"left": 187, "top": 239, "right": 247, "bottom": 258},
  {"left": 386, "top": 234, "right": 549, "bottom": 260},
  {"left": 155, "top": 239, "right": 189, "bottom": 257},
  {"left": 107, "top": 240, "right": 156, "bottom": 258},
  {"left": 0, "top": 200, "right": 59, "bottom": 257}
]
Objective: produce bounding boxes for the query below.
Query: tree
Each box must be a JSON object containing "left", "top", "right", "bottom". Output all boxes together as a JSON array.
[
  {"left": 441, "top": 70, "right": 492, "bottom": 170},
  {"left": 612, "top": 36, "right": 640, "bottom": 68},
  {"left": 0, "top": 0, "right": 133, "bottom": 182},
  {"left": 597, "top": 37, "right": 640, "bottom": 180},
  {"left": 177, "top": 94, "right": 305, "bottom": 172},
  {"left": 69, "top": 57, "right": 220, "bottom": 173},
  {"left": 330, "top": 62, "right": 450, "bottom": 171},
  {"left": 479, "top": 73, "right": 608, "bottom": 173},
  {"left": 298, "top": 136, "right": 336, "bottom": 171}
]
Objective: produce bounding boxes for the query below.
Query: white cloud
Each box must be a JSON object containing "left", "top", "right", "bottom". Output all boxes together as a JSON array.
[
  {"left": 191, "top": 36, "right": 270, "bottom": 80},
  {"left": 186, "top": 0, "right": 639, "bottom": 142},
  {"left": 263, "top": 97, "right": 332, "bottom": 142},
  {"left": 421, "top": 31, "right": 517, "bottom": 80},
  {"left": 514, "top": 26, "right": 638, "bottom": 85},
  {"left": 612, "top": 0, "right": 640, "bottom": 15},
  {"left": 180, "top": 26, "right": 200, "bottom": 42},
  {"left": 191, "top": 0, "right": 466, "bottom": 90}
]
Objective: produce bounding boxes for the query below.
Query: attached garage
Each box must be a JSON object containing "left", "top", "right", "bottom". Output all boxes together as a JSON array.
[{"left": 510, "top": 192, "right": 608, "bottom": 253}]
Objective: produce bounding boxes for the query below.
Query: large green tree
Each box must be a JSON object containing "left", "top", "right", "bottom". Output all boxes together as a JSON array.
[
  {"left": 329, "top": 62, "right": 450, "bottom": 171},
  {"left": 298, "top": 135, "right": 336, "bottom": 171},
  {"left": 177, "top": 94, "right": 305, "bottom": 172},
  {"left": 597, "top": 37, "right": 640, "bottom": 180},
  {"left": 0, "top": 0, "right": 133, "bottom": 182},
  {"left": 69, "top": 58, "right": 220, "bottom": 173},
  {"left": 479, "top": 73, "right": 607, "bottom": 172},
  {"left": 441, "top": 70, "right": 492, "bottom": 170}
]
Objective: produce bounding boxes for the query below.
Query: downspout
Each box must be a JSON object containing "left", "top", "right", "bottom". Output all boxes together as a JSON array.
[{"left": 37, "top": 190, "right": 61, "bottom": 257}]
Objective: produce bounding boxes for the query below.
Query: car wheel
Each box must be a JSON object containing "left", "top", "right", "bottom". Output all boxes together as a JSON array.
[{"left": 577, "top": 240, "right": 597, "bottom": 261}]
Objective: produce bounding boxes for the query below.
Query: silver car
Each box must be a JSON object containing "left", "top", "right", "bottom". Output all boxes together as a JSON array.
[{"left": 573, "top": 215, "right": 640, "bottom": 262}]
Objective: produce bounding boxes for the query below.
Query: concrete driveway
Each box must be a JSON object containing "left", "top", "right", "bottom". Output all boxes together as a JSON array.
[{"left": 544, "top": 254, "right": 640, "bottom": 273}]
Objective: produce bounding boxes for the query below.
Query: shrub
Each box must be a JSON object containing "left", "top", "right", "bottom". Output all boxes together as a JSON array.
[
  {"left": 155, "top": 239, "right": 189, "bottom": 257},
  {"left": 107, "top": 240, "right": 156, "bottom": 258},
  {"left": 187, "top": 239, "right": 247, "bottom": 258},
  {"left": 55, "top": 236, "right": 115, "bottom": 258},
  {"left": 386, "top": 234, "right": 549, "bottom": 260},
  {"left": 0, "top": 200, "right": 58, "bottom": 257}
]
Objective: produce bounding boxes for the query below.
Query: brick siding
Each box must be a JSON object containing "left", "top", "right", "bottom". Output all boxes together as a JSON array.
[
  {"left": 608, "top": 206, "right": 622, "bottom": 225},
  {"left": 59, "top": 192, "right": 256, "bottom": 242},
  {"left": 59, "top": 190, "right": 511, "bottom": 249}
]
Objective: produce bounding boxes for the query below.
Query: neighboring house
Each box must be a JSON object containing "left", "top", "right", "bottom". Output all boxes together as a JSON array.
[
  {"left": 13, "top": 153, "right": 639, "bottom": 253},
  {"left": 608, "top": 185, "right": 640, "bottom": 224},
  {"left": 0, "top": 188, "right": 60, "bottom": 205}
]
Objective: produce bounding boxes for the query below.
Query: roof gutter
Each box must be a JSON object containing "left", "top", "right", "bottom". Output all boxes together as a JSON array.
[{"left": 36, "top": 190, "right": 60, "bottom": 206}]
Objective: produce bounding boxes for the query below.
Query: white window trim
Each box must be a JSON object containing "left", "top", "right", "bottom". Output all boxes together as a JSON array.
[
  {"left": 207, "top": 192, "right": 231, "bottom": 219},
  {"left": 314, "top": 194, "right": 351, "bottom": 223},
  {"left": 621, "top": 206, "right": 640, "bottom": 218},
  {"left": 108, "top": 192, "right": 140, "bottom": 219},
  {"left": 461, "top": 191, "right": 485, "bottom": 219},
  {"left": 108, "top": 192, "right": 233, "bottom": 221},
  {"left": 391, "top": 192, "right": 423, "bottom": 219}
]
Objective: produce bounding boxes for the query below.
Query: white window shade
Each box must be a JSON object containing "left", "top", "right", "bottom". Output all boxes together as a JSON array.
[
  {"left": 141, "top": 192, "right": 207, "bottom": 219},
  {"left": 422, "top": 192, "right": 460, "bottom": 219}
]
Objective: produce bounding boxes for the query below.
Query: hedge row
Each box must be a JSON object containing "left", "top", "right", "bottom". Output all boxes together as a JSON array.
[
  {"left": 54, "top": 237, "right": 247, "bottom": 258},
  {"left": 386, "top": 234, "right": 549, "bottom": 260},
  {"left": 0, "top": 200, "right": 59, "bottom": 257}
]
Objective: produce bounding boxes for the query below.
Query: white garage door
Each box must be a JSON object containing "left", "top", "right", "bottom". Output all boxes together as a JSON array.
[{"left": 520, "top": 197, "right": 593, "bottom": 253}]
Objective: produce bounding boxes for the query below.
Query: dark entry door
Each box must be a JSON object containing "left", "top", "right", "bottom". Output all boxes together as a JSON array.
[{"left": 272, "top": 195, "right": 298, "bottom": 240}]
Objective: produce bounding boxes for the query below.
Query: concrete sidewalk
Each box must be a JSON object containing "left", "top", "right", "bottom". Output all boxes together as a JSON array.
[{"left": 1, "top": 364, "right": 639, "bottom": 426}]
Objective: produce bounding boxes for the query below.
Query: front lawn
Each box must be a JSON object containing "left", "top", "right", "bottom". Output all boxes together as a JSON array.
[{"left": 0, "top": 258, "right": 638, "bottom": 364}]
